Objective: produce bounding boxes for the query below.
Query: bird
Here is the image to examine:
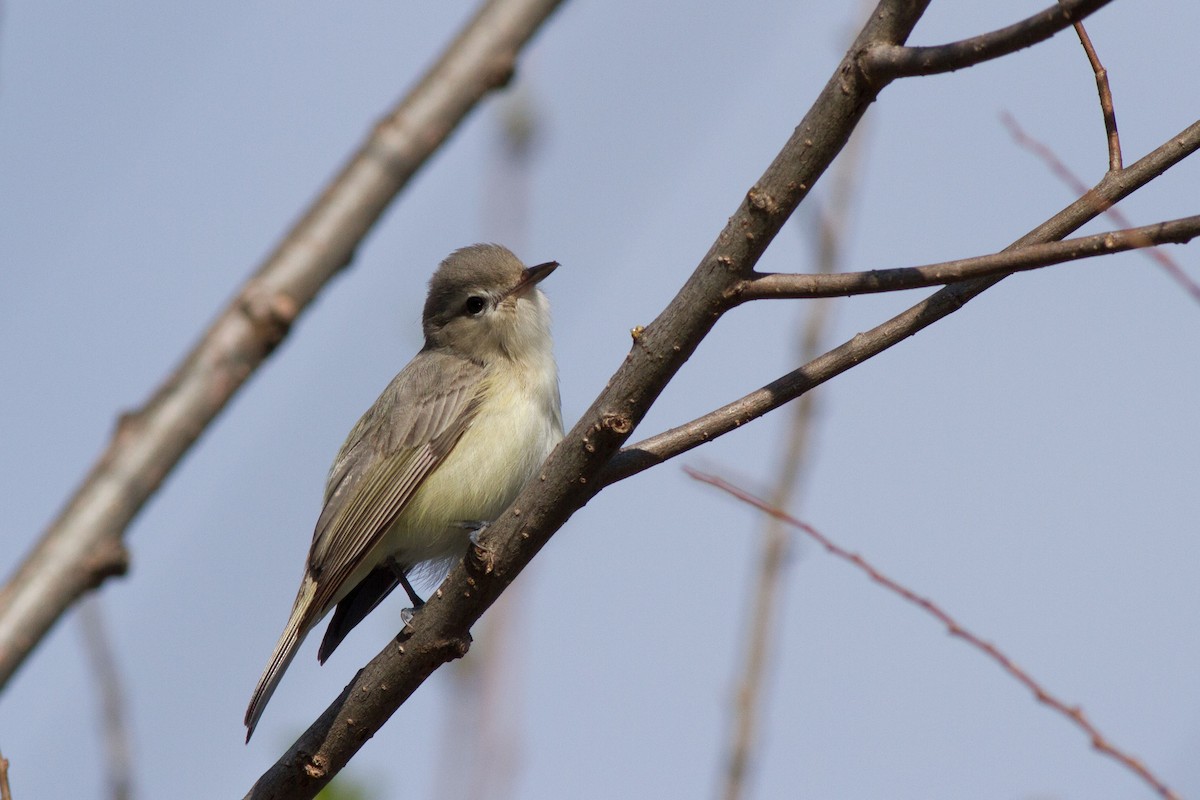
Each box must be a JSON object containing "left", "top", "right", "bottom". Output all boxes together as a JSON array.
[{"left": 244, "top": 243, "right": 563, "bottom": 741}]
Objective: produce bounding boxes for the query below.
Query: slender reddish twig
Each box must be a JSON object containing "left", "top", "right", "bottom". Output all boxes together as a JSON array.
[
  {"left": 1001, "top": 112, "right": 1200, "bottom": 304},
  {"left": 1066, "top": 13, "right": 1121, "bottom": 169},
  {"left": 687, "top": 467, "right": 1181, "bottom": 800}
]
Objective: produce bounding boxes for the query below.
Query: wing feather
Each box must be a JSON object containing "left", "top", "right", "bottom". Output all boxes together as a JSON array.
[{"left": 302, "top": 350, "right": 484, "bottom": 625}]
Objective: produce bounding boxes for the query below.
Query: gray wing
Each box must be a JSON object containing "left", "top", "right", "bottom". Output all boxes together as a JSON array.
[{"left": 302, "top": 349, "right": 485, "bottom": 625}]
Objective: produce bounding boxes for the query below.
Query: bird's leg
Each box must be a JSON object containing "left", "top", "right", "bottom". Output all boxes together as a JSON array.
[
  {"left": 384, "top": 558, "right": 424, "bottom": 627},
  {"left": 456, "top": 519, "right": 498, "bottom": 575}
]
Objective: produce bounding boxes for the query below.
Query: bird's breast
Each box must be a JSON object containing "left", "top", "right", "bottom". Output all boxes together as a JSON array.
[{"left": 384, "top": 357, "right": 562, "bottom": 564}]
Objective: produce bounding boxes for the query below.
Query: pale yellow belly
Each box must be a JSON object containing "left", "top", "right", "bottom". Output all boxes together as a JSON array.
[{"left": 380, "top": 364, "right": 562, "bottom": 570}]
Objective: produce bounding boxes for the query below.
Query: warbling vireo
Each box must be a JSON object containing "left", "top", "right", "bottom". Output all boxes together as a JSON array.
[{"left": 244, "top": 244, "right": 563, "bottom": 740}]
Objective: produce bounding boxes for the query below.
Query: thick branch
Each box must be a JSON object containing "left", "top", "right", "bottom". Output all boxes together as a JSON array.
[
  {"left": 863, "top": 0, "right": 1112, "bottom": 79},
  {"left": 732, "top": 214, "right": 1200, "bottom": 301},
  {"left": 244, "top": 2, "right": 936, "bottom": 796},
  {"left": 603, "top": 120, "right": 1200, "bottom": 485},
  {"left": 0, "top": 0, "right": 566, "bottom": 690}
]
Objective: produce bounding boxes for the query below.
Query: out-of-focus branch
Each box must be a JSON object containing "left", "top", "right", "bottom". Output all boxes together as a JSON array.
[
  {"left": 1068, "top": 15, "right": 1122, "bottom": 170},
  {"left": 0, "top": 0, "right": 567, "bottom": 691},
  {"left": 730, "top": 214, "right": 1200, "bottom": 301},
  {"left": 1001, "top": 113, "right": 1200, "bottom": 304},
  {"left": 720, "top": 124, "right": 867, "bottom": 800},
  {"left": 688, "top": 468, "right": 1181, "bottom": 800},
  {"left": 78, "top": 598, "right": 133, "bottom": 800},
  {"left": 863, "top": 0, "right": 1112, "bottom": 79},
  {"left": 244, "top": 3, "right": 937, "bottom": 796},
  {"left": 603, "top": 119, "right": 1200, "bottom": 485},
  {"left": 0, "top": 750, "right": 12, "bottom": 800}
]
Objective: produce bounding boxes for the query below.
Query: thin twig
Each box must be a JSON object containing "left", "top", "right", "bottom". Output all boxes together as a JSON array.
[
  {"left": 731, "top": 214, "right": 1200, "bottom": 301},
  {"left": 721, "top": 124, "right": 867, "bottom": 800},
  {"left": 0, "top": 750, "right": 11, "bottom": 800},
  {"left": 78, "top": 597, "right": 134, "bottom": 800},
  {"left": 688, "top": 468, "right": 1182, "bottom": 800},
  {"left": 1067, "top": 15, "right": 1122, "bottom": 169},
  {"left": 863, "top": 0, "right": 1112, "bottom": 79},
  {"left": 1001, "top": 112, "right": 1200, "bottom": 304}
]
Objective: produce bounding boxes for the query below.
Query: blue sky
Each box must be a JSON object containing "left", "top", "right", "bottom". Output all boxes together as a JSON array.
[{"left": 2, "top": 2, "right": 1199, "bottom": 798}]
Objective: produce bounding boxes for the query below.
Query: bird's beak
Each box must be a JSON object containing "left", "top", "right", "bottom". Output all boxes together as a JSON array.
[{"left": 508, "top": 260, "right": 559, "bottom": 297}]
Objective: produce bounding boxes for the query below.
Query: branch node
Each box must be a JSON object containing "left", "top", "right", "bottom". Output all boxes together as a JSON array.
[
  {"left": 86, "top": 539, "right": 131, "bottom": 587},
  {"left": 600, "top": 412, "right": 633, "bottom": 436},
  {"left": 303, "top": 752, "right": 329, "bottom": 780},
  {"left": 240, "top": 281, "right": 299, "bottom": 348},
  {"left": 746, "top": 187, "right": 781, "bottom": 216}
]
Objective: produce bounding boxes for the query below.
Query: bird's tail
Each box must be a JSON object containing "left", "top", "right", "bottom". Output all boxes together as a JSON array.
[{"left": 244, "top": 576, "right": 318, "bottom": 742}]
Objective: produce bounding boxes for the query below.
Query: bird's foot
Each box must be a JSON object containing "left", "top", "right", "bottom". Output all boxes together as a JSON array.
[{"left": 454, "top": 519, "right": 491, "bottom": 546}]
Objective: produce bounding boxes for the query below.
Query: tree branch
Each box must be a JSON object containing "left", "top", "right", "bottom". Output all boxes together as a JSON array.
[
  {"left": 244, "top": 2, "right": 936, "bottom": 796},
  {"left": 863, "top": 0, "right": 1113, "bottom": 79},
  {"left": 689, "top": 469, "right": 1181, "bottom": 800},
  {"left": 603, "top": 120, "right": 1200, "bottom": 485},
  {"left": 1068, "top": 16, "right": 1122, "bottom": 170},
  {"left": 731, "top": 214, "right": 1200, "bottom": 301},
  {"left": 0, "top": 0, "right": 566, "bottom": 691}
]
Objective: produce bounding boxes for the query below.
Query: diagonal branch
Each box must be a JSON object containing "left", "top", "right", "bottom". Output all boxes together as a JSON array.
[
  {"left": 0, "top": 0, "right": 567, "bottom": 691},
  {"left": 603, "top": 120, "right": 1200, "bottom": 485},
  {"left": 731, "top": 214, "right": 1200, "bottom": 301},
  {"left": 863, "top": 0, "right": 1113, "bottom": 79},
  {"left": 688, "top": 468, "right": 1181, "bottom": 800}
]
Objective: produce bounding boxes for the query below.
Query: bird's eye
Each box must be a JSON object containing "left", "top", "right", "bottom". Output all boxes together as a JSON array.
[{"left": 464, "top": 296, "right": 487, "bottom": 316}]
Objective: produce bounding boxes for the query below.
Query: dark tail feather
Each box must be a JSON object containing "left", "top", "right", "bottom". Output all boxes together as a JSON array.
[{"left": 317, "top": 566, "right": 400, "bottom": 664}]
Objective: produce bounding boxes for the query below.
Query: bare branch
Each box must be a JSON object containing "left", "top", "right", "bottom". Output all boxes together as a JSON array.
[
  {"left": 731, "top": 214, "right": 1200, "bottom": 301},
  {"left": 0, "top": 0, "right": 566, "bottom": 691},
  {"left": 78, "top": 598, "right": 134, "bottom": 800},
  {"left": 864, "top": 0, "right": 1112, "bottom": 79},
  {"left": 688, "top": 468, "right": 1182, "bottom": 800},
  {"left": 1002, "top": 112, "right": 1200, "bottom": 304},
  {"left": 1068, "top": 17, "right": 1122, "bottom": 170},
  {"left": 243, "top": 3, "right": 937, "bottom": 796},
  {"left": 604, "top": 120, "right": 1200, "bottom": 485}
]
